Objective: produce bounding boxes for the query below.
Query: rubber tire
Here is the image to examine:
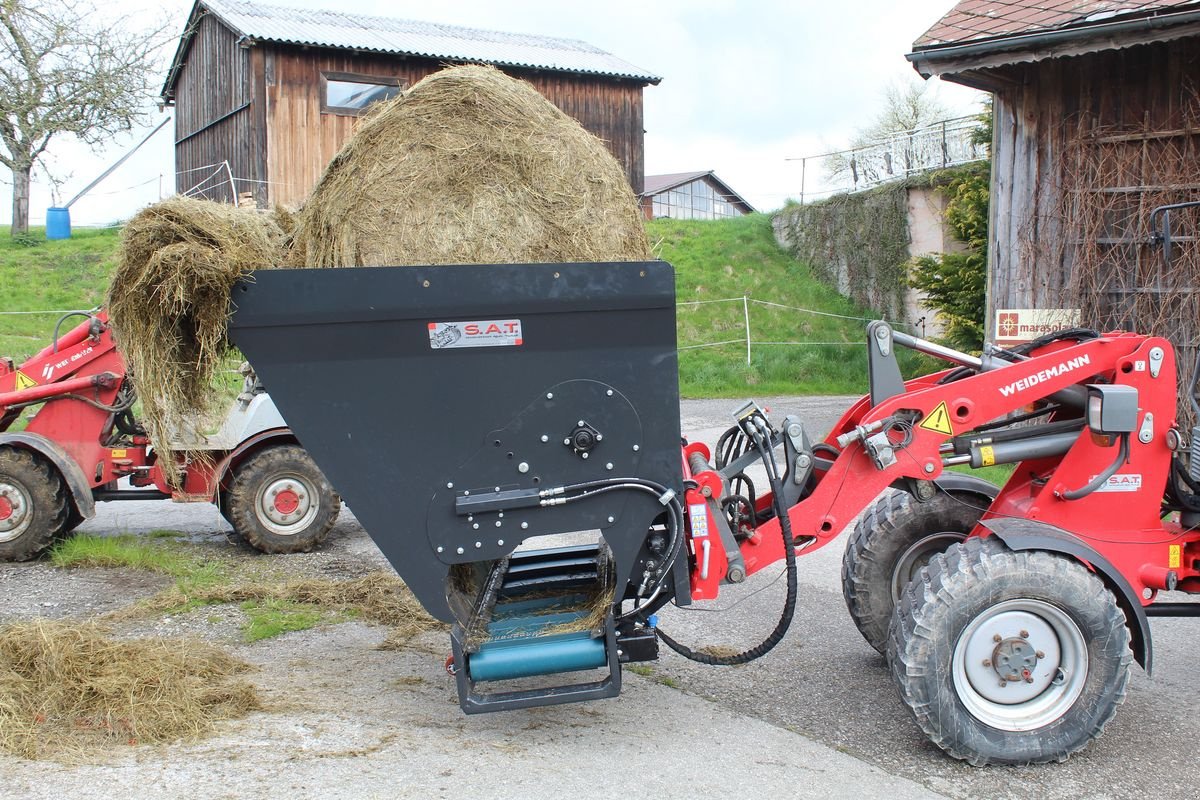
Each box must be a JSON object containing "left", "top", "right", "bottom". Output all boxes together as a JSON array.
[
  {"left": 841, "top": 490, "right": 987, "bottom": 653},
  {"left": 226, "top": 444, "right": 340, "bottom": 554},
  {"left": 888, "top": 536, "right": 1132, "bottom": 765},
  {"left": 0, "top": 448, "right": 69, "bottom": 561}
]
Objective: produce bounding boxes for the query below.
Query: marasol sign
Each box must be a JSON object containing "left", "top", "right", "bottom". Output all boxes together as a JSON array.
[{"left": 994, "top": 308, "right": 1081, "bottom": 346}]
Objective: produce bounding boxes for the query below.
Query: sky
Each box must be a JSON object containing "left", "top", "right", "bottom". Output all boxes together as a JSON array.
[{"left": 5, "top": 0, "right": 986, "bottom": 227}]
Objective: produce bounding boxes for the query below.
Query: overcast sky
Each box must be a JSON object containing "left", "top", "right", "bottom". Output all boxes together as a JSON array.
[{"left": 7, "top": 0, "right": 986, "bottom": 227}]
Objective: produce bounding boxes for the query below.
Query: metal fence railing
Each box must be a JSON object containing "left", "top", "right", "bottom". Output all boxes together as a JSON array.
[{"left": 789, "top": 115, "right": 988, "bottom": 204}]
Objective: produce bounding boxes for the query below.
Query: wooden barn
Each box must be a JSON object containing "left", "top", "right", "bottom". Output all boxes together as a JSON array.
[
  {"left": 161, "top": 0, "right": 660, "bottom": 208},
  {"left": 909, "top": 1, "right": 1200, "bottom": 347},
  {"left": 640, "top": 171, "right": 756, "bottom": 220}
]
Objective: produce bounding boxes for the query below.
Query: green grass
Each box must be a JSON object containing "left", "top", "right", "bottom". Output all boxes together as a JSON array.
[
  {"left": 239, "top": 599, "right": 331, "bottom": 642},
  {"left": 0, "top": 226, "right": 120, "bottom": 361},
  {"left": 948, "top": 462, "right": 1016, "bottom": 487},
  {"left": 0, "top": 216, "right": 927, "bottom": 398},
  {"left": 48, "top": 532, "right": 336, "bottom": 641},
  {"left": 49, "top": 533, "right": 199, "bottom": 576},
  {"left": 651, "top": 214, "right": 932, "bottom": 397}
]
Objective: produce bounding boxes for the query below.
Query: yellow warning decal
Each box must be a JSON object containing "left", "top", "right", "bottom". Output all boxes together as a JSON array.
[
  {"left": 13, "top": 371, "right": 36, "bottom": 391},
  {"left": 980, "top": 446, "right": 995, "bottom": 467},
  {"left": 111, "top": 449, "right": 128, "bottom": 459},
  {"left": 1169, "top": 544, "right": 1182, "bottom": 569},
  {"left": 919, "top": 401, "right": 955, "bottom": 436}
]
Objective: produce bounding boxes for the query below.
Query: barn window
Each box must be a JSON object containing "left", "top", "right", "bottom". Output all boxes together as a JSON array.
[{"left": 322, "top": 73, "right": 404, "bottom": 115}]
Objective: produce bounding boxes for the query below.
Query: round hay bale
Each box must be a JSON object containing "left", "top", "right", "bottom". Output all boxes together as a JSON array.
[
  {"left": 286, "top": 64, "right": 651, "bottom": 267},
  {"left": 107, "top": 197, "right": 285, "bottom": 486}
]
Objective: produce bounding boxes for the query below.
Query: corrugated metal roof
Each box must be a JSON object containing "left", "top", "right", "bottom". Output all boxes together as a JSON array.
[
  {"left": 915, "top": 0, "right": 1200, "bottom": 48},
  {"left": 195, "top": 0, "right": 659, "bottom": 83}
]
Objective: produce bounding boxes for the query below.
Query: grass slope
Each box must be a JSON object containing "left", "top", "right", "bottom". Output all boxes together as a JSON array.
[
  {"left": 3, "top": 217, "right": 913, "bottom": 398},
  {"left": 650, "top": 214, "right": 923, "bottom": 397},
  {"left": 0, "top": 226, "right": 120, "bottom": 360}
]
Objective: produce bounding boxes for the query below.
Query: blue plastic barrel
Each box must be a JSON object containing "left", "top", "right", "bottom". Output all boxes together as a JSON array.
[{"left": 45, "top": 207, "right": 70, "bottom": 240}]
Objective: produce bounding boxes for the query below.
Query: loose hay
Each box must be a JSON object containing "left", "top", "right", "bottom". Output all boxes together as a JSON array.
[
  {"left": 285, "top": 64, "right": 651, "bottom": 267},
  {"left": 0, "top": 620, "right": 259, "bottom": 760},
  {"left": 107, "top": 197, "right": 285, "bottom": 486},
  {"left": 132, "top": 571, "right": 443, "bottom": 644}
]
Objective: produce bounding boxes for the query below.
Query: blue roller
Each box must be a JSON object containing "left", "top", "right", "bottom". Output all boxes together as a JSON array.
[
  {"left": 468, "top": 608, "right": 606, "bottom": 683},
  {"left": 469, "top": 631, "right": 607, "bottom": 682}
]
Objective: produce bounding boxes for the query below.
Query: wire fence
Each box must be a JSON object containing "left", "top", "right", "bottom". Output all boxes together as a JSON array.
[{"left": 677, "top": 295, "right": 914, "bottom": 364}]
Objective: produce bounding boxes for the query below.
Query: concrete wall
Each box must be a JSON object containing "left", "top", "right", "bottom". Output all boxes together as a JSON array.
[{"left": 773, "top": 182, "right": 965, "bottom": 338}]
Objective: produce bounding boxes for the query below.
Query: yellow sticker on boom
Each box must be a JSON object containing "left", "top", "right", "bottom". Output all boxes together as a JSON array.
[
  {"left": 980, "top": 446, "right": 995, "bottom": 467},
  {"left": 13, "top": 371, "right": 36, "bottom": 391},
  {"left": 1169, "top": 544, "right": 1182, "bottom": 569},
  {"left": 919, "top": 401, "right": 955, "bottom": 436}
]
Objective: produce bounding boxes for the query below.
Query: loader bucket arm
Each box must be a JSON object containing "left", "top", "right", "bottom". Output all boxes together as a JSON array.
[{"left": 227, "top": 263, "right": 684, "bottom": 624}]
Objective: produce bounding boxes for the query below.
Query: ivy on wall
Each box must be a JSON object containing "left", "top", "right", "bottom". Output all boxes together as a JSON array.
[{"left": 773, "top": 182, "right": 912, "bottom": 320}]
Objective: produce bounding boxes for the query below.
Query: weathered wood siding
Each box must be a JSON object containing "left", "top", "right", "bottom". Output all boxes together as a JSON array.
[
  {"left": 261, "top": 47, "right": 646, "bottom": 208},
  {"left": 172, "top": 12, "right": 265, "bottom": 205},
  {"left": 986, "top": 37, "right": 1200, "bottom": 335}
]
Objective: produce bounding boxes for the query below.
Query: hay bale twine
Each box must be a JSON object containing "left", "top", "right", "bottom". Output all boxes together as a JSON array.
[
  {"left": 286, "top": 64, "right": 651, "bottom": 267},
  {"left": 107, "top": 197, "right": 285, "bottom": 486}
]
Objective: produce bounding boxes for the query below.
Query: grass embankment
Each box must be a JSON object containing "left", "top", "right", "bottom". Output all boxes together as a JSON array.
[
  {"left": 650, "top": 214, "right": 933, "bottom": 397},
  {"left": 6, "top": 218, "right": 925, "bottom": 398},
  {"left": 0, "top": 226, "right": 120, "bottom": 360}
]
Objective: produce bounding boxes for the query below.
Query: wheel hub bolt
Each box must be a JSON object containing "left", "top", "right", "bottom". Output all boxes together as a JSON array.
[
  {"left": 982, "top": 659, "right": 992, "bottom": 667},
  {"left": 1036, "top": 650, "right": 1045, "bottom": 659},
  {"left": 1019, "top": 630, "right": 1029, "bottom": 638},
  {"left": 993, "top": 634, "right": 1002, "bottom": 642}
]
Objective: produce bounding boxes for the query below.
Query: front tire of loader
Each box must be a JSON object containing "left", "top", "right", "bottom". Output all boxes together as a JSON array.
[
  {"left": 226, "top": 444, "right": 340, "bottom": 554},
  {"left": 0, "top": 448, "right": 70, "bottom": 561},
  {"left": 888, "top": 536, "right": 1132, "bottom": 766},
  {"left": 841, "top": 490, "right": 987, "bottom": 653}
]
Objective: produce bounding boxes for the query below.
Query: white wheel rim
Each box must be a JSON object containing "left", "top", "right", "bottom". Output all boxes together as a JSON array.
[
  {"left": 254, "top": 473, "right": 318, "bottom": 536},
  {"left": 0, "top": 480, "right": 32, "bottom": 542},
  {"left": 952, "top": 598, "right": 1088, "bottom": 731}
]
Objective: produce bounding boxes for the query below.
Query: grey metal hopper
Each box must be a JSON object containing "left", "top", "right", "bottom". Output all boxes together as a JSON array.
[{"left": 227, "top": 262, "right": 684, "bottom": 624}]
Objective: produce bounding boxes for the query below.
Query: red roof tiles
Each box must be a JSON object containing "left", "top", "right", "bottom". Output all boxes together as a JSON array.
[{"left": 915, "top": 0, "right": 1200, "bottom": 48}]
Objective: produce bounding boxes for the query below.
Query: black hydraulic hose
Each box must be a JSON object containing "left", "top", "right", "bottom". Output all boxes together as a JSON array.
[
  {"left": 1060, "top": 434, "right": 1130, "bottom": 500},
  {"left": 656, "top": 426, "right": 799, "bottom": 666},
  {"left": 51, "top": 311, "right": 95, "bottom": 353}
]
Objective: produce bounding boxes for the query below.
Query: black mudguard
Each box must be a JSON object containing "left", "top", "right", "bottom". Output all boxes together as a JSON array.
[{"left": 981, "top": 517, "right": 1152, "bottom": 674}]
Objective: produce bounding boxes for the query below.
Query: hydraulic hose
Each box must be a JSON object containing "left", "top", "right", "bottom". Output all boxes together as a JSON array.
[
  {"left": 1060, "top": 433, "right": 1130, "bottom": 500},
  {"left": 656, "top": 422, "right": 799, "bottom": 666}
]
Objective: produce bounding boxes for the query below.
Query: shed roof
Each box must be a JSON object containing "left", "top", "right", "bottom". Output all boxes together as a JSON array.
[
  {"left": 909, "top": 0, "right": 1200, "bottom": 83},
  {"left": 164, "top": 0, "right": 661, "bottom": 100}
]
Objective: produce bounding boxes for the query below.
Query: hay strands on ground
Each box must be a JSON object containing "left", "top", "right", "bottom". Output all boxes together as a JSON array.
[{"left": 0, "top": 619, "right": 259, "bottom": 761}]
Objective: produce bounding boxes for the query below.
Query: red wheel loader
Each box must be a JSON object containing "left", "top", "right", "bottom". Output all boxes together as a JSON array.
[
  {"left": 226, "top": 256, "right": 1200, "bottom": 766},
  {"left": 0, "top": 310, "right": 340, "bottom": 560}
]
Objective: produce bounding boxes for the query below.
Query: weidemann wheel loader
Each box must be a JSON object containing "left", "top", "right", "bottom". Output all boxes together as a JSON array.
[
  {"left": 0, "top": 310, "right": 340, "bottom": 560},
  {"left": 227, "top": 258, "right": 1200, "bottom": 766}
]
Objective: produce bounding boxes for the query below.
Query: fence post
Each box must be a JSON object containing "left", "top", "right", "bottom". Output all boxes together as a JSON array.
[{"left": 743, "top": 295, "right": 751, "bottom": 366}]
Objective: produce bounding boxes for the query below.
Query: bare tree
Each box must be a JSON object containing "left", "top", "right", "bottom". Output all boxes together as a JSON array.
[
  {"left": 825, "top": 78, "right": 951, "bottom": 185},
  {"left": 0, "top": 0, "right": 165, "bottom": 236}
]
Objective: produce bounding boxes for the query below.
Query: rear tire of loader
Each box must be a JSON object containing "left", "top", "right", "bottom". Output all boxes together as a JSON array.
[
  {"left": 887, "top": 536, "right": 1132, "bottom": 766},
  {"left": 226, "top": 444, "right": 340, "bottom": 554},
  {"left": 841, "top": 489, "right": 987, "bottom": 653},
  {"left": 0, "top": 448, "right": 70, "bottom": 561}
]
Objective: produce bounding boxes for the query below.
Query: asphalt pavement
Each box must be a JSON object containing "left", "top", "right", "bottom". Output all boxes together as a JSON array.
[{"left": 48, "top": 395, "right": 1200, "bottom": 799}]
